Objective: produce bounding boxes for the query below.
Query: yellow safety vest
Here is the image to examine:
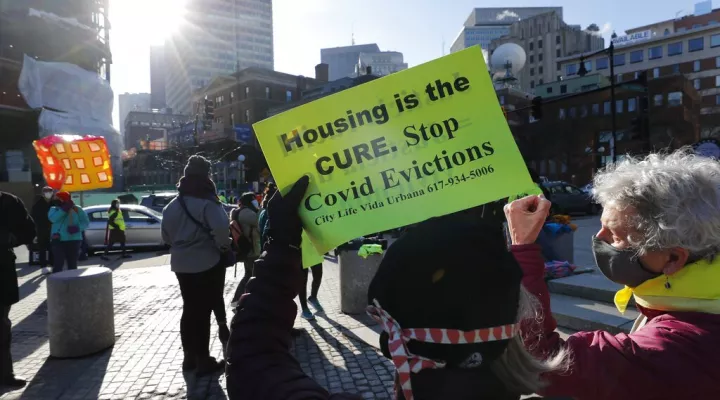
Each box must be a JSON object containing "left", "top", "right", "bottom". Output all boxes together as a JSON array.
[
  {"left": 219, "top": 195, "right": 227, "bottom": 203},
  {"left": 109, "top": 209, "right": 126, "bottom": 231}
]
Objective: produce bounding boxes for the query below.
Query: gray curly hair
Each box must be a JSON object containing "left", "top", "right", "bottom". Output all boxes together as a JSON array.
[{"left": 592, "top": 148, "right": 720, "bottom": 259}]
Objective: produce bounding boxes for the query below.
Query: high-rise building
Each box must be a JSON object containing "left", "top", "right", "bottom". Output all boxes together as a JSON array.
[
  {"left": 118, "top": 93, "right": 151, "bottom": 137},
  {"left": 150, "top": 45, "right": 166, "bottom": 109},
  {"left": 489, "top": 11, "right": 605, "bottom": 93},
  {"left": 356, "top": 51, "right": 408, "bottom": 76},
  {"left": 451, "top": 7, "right": 563, "bottom": 53},
  {"left": 321, "top": 43, "right": 380, "bottom": 81},
  {"left": 164, "top": 0, "right": 274, "bottom": 115}
]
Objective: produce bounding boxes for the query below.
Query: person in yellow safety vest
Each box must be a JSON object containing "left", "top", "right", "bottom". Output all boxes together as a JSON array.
[
  {"left": 218, "top": 191, "right": 227, "bottom": 203},
  {"left": 101, "top": 199, "right": 132, "bottom": 261}
]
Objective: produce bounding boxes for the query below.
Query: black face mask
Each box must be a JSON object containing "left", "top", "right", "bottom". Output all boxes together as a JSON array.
[{"left": 592, "top": 236, "right": 661, "bottom": 288}]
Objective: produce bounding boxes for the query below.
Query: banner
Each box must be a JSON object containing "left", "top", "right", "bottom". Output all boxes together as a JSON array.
[{"left": 254, "top": 46, "right": 535, "bottom": 255}]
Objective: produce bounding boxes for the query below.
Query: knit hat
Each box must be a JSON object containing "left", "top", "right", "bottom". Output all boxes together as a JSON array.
[
  {"left": 55, "top": 191, "right": 71, "bottom": 203},
  {"left": 367, "top": 211, "right": 522, "bottom": 399},
  {"left": 184, "top": 155, "right": 211, "bottom": 177}
]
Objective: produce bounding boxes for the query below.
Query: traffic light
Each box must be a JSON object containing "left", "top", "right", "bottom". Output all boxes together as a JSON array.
[
  {"left": 204, "top": 97, "right": 215, "bottom": 120},
  {"left": 531, "top": 96, "right": 543, "bottom": 120}
]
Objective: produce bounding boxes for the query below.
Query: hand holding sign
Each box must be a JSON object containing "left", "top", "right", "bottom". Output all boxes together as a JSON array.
[
  {"left": 266, "top": 175, "right": 310, "bottom": 249},
  {"left": 255, "top": 46, "right": 536, "bottom": 258}
]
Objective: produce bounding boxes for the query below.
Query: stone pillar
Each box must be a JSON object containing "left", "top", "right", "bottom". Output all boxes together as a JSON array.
[
  {"left": 338, "top": 239, "right": 387, "bottom": 315},
  {"left": 47, "top": 267, "right": 115, "bottom": 358}
]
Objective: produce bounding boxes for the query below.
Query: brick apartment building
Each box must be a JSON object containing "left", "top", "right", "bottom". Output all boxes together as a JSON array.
[
  {"left": 557, "top": 9, "right": 720, "bottom": 138},
  {"left": 503, "top": 74, "right": 700, "bottom": 185}
]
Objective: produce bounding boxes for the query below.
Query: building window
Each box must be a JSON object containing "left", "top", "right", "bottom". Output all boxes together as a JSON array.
[
  {"left": 499, "top": 96, "right": 505, "bottom": 105},
  {"left": 648, "top": 46, "right": 663, "bottom": 60},
  {"left": 539, "top": 66, "right": 544, "bottom": 74},
  {"left": 716, "top": 94, "right": 720, "bottom": 105},
  {"left": 556, "top": 49, "right": 561, "bottom": 57},
  {"left": 712, "top": 34, "right": 720, "bottom": 48},
  {"left": 265, "top": 86, "right": 271, "bottom": 99},
  {"left": 694, "top": 79, "right": 701, "bottom": 90},
  {"left": 688, "top": 37, "right": 704, "bottom": 52},
  {"left": 286, "top": 90, "right": 292, "bottom": 102},
  {"left": 672, "top": 64, "right": 680, "bottom": 74},
  {"left": 557, "top": 62, "right": 561, "bottom": 71},
  {"left": 583, "top": 60, "right": 592, "bottom": 73},
  {"left": 546, "top": 87, "right": 553, "bottom": 94},
  {"left": 694, "top": 60, "right": 701, "bottom": 72},
  {"left": 560, "top": 84, "right": 567, "bottom": 94},
  {"left": 245, "top": 86, "right": 250, "bottom": 99},
  {"left": 628, "top": 97, "right": 637, "bottom": 112},
  {"left": 529, "top": 42, "right": 534, "bottom": 51},
  {"left": 716, "top": 76, "right": 720, "bottom": 87},
  {"left": 668, "top": 92, "right": 682, "bottom": 106},
  {"left": 566, "top": 64, "right": 577, "bottom": 76},
  {"left": 592, "top": 103, "right": 599, "bottom": 115},
  {"left": 653, "top": 67, "right": 660, "bottom": 78},
  {"left": 716, "top": 56, "right": 720, "bottom": 68},
  {"left": 617, "top": 73, "right": 623, "bottom": 82},
  {"left": 580, "top": 105, "right": 588, "bottom": 117},
  {"left": 558, "top": 108, "right": 565, "bottom": 119},
  {"left": 539, "top": 39, "right": 543, "bottom": 49},
  {"left": 244, "top": 109, "right": 251, "bottom": 122},
  {"left": 616, "top": 100, "right": 624, "bottom": 113},
  {"left": 668, "top": 41, "right": 683, "bottom": 56},
  {"left": 530, "top": 68, "right": 534, "bottom": 76},
  {"left": 530, "top": 80, "right": 535, "bottom": 89},
  {"left": 538, "top": 78, "right": 544, "bottom": 85},
  {"left": 653, "top": 94, "right": 663, "bottom": 106},
  {"left": 596, "top": 57, "right": 609, "bottom": 70},
  {"left": 613, "top": 53, "right": 626, "bottom": 66},
  {"left": 603, "top": 101, "right": 611, "bottom": 114},
  {"left": 569, "top": 107, "right": 576, "bottom": 118},
  {"left": 530, "top": 55, "right": 534, "bottom": 63},
  {"left": 630, "top": 50, "right": 644, "bottom": 63},
  {"left": 556, "top": 35, "right": 561, "bottom": 44}
]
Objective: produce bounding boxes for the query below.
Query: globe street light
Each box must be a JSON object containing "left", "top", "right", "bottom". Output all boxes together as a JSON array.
[{"left": 237, "top": 154, "right": 246, "bottom": 189}]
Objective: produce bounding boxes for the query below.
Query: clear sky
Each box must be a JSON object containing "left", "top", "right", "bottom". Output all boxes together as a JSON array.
[{"left": 109, "top": 0, "right": 704, "bottom": 128}]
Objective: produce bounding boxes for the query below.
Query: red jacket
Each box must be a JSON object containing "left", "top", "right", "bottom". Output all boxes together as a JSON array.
[{"left": 512, "top": 244, "right": 720, "bottom": 400}]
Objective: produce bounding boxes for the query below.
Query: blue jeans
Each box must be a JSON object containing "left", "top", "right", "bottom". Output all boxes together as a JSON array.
[{"left": 52, "top": 240, "right": 82, "bottom": 273}]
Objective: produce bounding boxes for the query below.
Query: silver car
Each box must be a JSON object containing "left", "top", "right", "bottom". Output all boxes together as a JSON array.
[{"left": 83, "top": 204, "right": 164, "bottom": 252}]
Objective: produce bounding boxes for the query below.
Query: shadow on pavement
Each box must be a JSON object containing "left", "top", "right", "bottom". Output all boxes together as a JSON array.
[
  {"left": 10, "top": 300, "right": 48, "bottom": 366},
  {"left": 19, "top": 347, "right": 112, "bottom": 399},
  {"left": 185, "top": 371, "right": 228, "bottom": 400},
  {"left": 17, "top": 275, "right": 47, "bottom": 302}
]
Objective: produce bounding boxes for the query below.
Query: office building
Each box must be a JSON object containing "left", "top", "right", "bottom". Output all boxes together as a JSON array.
[
  {"left": 321, "top": 43, "right": 380, "bottom": 81},
  {"left": 489, "top": 11, "right": 605, "bottom": 93},
  {"left": 557, "top": 8, "right": 720, "bottom": 137},
  {"left": 356, "top": 51, "right": 408, "bottom": 76},
  {"left": 451, "top": 7, "right": 563, "bottom": 53},
  {"left": 150, "top": 45, "right": 166, "bottom": 109},
  {"left": 119, "top": 93, "right": 152, "bottom": 137},
  {"left": 164, "top": 0, "right": 274, "bottom": 115}
]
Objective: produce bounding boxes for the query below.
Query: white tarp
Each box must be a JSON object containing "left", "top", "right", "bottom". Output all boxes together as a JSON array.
[{"left": 18, "top": 55, "right": 114, "bottom": 123}]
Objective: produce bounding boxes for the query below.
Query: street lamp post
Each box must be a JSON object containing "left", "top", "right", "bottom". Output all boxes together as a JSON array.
[{"left": 237, "top": 154, "right": 246, "bottom": 192}]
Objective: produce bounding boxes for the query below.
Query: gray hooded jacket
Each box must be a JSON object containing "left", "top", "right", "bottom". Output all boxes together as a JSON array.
[{"left": 161, "top": 196, "right": 231, "bottom": 273}]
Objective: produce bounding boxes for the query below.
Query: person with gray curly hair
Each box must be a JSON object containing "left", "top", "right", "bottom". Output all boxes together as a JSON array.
[{"left": 506, "top": 148, "right": 720, "bottom": 399}]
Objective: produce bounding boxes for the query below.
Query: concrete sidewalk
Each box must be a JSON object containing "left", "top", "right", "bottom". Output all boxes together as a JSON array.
[{"left": 2, "top": 255, "right": 395, "bottom": 399}]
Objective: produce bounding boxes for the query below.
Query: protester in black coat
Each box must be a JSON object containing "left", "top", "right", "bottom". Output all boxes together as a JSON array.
[{"left": 0, "top": 191, "right": 36, "bottom": 389}]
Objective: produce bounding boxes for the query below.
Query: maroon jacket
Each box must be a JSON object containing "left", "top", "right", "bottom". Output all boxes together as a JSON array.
[
  {"left": 226, "top": 243, "right": 361, "bottom": 400},
  {"left": 513, "top": 244, "right": 720, "bottom": 399}
]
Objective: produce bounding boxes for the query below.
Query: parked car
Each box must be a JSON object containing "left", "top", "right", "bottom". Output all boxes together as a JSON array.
[
  {"left": 140, "top": 192, "right": 236, "bottom": 215},
  {"left": 542, "top": 181, "right": 600, "bottom": 215},
  {"left": 83, "top": 204, "right": 164, "bottom": 253}
]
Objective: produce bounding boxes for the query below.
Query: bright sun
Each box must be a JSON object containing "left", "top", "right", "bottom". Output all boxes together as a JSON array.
[{"left": 112, "top": 0, "right": 187, "bottom": 46}]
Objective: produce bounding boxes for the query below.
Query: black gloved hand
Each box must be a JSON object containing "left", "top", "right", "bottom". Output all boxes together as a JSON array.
[{"left": 265, "top": 176, "right": 309, "bottom": 249}]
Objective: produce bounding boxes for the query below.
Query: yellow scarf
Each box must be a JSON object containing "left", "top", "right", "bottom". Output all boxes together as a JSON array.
[{"left": 615, "top": 257, "right": 720, "bottom": 315}]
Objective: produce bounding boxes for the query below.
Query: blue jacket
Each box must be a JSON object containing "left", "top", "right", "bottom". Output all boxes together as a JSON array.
[{"left": 48, "top": 206, "right": 89, "bottom": 242}]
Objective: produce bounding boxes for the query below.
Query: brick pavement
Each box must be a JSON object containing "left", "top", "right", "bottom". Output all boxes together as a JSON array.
[{"left": 2, "top": 256, "right": 395, "bottom": 400}]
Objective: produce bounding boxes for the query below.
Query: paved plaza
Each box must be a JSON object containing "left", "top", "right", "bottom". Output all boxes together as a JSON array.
[{"left": 2, "top": 252, "right": 395, "bottom": 399}]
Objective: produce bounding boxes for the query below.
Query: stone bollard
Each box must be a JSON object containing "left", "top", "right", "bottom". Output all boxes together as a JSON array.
[
  {"left": 47, "top": 267, "right": 115, "bottom": 358},
  {"left": 338, "top": 239, "right": 387, "bottom": 315}
]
